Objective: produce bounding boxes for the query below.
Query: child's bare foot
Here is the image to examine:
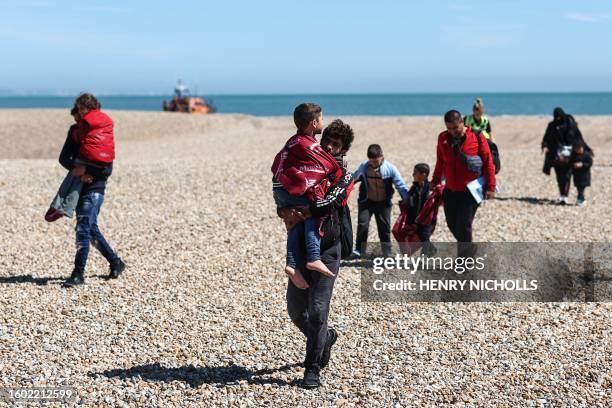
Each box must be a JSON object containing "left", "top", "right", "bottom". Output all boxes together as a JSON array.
[
  {"left": 285, "top": 266, "right": 309, "bottom": 289},
  {"left": 306, "top": 260, "right": 335, "bottom": 278}
]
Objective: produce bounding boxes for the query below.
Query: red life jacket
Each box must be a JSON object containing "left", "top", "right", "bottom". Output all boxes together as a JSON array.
[
  {"left": 271, "top": 134, "right": 341, "bottom": 200},
  {"left": 431, "top": 127, "right": 496, "bottom": 192},
  {"left": 78, "top": 110, "right": 115, "bottom": 164}
]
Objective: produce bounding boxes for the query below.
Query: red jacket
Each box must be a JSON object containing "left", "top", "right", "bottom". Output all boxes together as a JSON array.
[
  {"left": 431, "top": 128, "right": 496, "bottom": 192},
  {"left": 271, "top": 133, "right": 341, "bottom": 200},
  {"left": 78, "top": 110, "right": 115, "bottom": 164}
]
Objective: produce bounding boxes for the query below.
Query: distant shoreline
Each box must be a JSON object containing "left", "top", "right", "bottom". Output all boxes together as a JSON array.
[
  {"left": 3, "top": 107, "right": 612, "bottom": 119},
  {"left": 2, "top": 93, "right": 612, "bottom": 116}
]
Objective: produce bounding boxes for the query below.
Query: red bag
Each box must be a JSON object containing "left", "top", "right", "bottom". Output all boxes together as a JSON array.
[
  {"left": 393, "top": 184, "right": 444, "bottom": 255},
  {"left": 392, "top": 202, "right": 422, "bottom": 255}
]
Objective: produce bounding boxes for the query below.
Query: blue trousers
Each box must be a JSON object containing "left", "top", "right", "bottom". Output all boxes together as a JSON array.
[
  {"left": 74, "top": 191, "right": 119, "bottom": 273},
  {"left": 273, "top": 189, "right": 321, "bottom": 268}
]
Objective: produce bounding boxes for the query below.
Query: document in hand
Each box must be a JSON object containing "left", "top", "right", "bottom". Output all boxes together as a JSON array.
[{"left": 467, "top": 176, "right": 500, "bottom": 204}]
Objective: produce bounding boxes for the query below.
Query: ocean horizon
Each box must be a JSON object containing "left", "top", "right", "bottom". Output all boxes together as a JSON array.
[{"left": 1, "top": 92, "right": 612, "bottom": 116}]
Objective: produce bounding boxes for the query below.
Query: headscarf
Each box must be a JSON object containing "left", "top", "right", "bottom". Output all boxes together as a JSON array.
[{"left": 553, "top": 107, "right": 567, "bottom": 123}]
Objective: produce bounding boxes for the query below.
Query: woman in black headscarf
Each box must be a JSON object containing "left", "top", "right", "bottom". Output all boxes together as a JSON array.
[{"left": 541, "top": 107, "right": 592, "bottom": 204}]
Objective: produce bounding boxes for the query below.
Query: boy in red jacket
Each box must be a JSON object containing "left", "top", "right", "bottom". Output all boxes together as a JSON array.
[
  {"left": 71, "top": 93, "right": 115, "bottom": 177},
  {"left": 46, "top": 94, "right": 115, "bottom": 220},
  {"left": 271, "top": 104, "right": 340, "bottom": 289}
]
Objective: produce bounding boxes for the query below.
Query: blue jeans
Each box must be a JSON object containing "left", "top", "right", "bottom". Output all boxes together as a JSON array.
[
  {"left": 273, "top": 189, "right": 321, "bottom": 269},
  {"left": 74, "top": 191, "right": 119, "bottom": 273}
]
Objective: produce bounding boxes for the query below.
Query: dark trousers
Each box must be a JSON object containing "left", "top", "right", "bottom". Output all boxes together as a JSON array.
[
  {"left": 554, "top": 165, "right": 572, "bottom": 196},
  {"left": 577, "top": 186, "right": 586, "bottom": 200},
  {"left": 443, "top": 189, "right": 479, "bottom": 243},
  {"left": 286, "top": 240, "right": 341, "bottom": 370},
  {"left": 74, "top": 191, "right": 119, "bottom": 273},
  {"left": 355, "top": 200, "right": 391, "bottom": 253}
]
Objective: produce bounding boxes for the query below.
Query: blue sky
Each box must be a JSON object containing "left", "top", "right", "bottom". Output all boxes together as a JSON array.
[{"left": 1, "top": 0, "right": 612, "bottom": 95}]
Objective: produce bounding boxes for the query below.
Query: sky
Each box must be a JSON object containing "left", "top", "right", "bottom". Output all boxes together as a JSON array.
[{"left": 1, "top": 0, "right": 612, "bottom": 95}]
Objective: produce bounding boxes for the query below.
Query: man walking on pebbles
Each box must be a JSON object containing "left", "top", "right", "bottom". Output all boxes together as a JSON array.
[
  {"left": 277, "top": 116, "right": 355, "bottom": 388},
  {"left": 60, "top": 93, "right": 126, "bottom": 287},
  {"left": 431, "top": 110, "right": 496, "bottom": 256}
]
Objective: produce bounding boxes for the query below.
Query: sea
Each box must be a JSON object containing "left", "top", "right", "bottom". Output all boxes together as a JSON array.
[{"left": 1, "top": 93, "right": 611, "bottom": 116}]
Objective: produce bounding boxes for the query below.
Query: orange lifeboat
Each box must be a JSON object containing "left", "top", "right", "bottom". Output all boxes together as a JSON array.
[{"left": 163, "top": 81, "right": 216, "bottom": 114}]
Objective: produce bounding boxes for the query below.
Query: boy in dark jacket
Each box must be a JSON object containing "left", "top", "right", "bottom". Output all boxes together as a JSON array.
[
  {"left": 570, "top": 141, "right": 593, "bottom": 207},
  {"left": 406, "top": 163, "right": 432, "bottom": 241},
  {"left": 406, "top": 163, "right": 437, "bottom": 256}
]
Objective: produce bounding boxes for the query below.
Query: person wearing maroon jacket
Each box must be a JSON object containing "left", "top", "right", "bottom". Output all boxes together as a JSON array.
[{"left": 431, "top": 110, "right": 496, "bottom": 255}]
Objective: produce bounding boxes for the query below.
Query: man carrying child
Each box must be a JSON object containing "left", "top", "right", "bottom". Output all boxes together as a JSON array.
[
  {"left": 275, "top": 112, "right": 355, "bottom": 388},
  {"left": 60, "top": 93, "right": 125, "bottom": 287}
]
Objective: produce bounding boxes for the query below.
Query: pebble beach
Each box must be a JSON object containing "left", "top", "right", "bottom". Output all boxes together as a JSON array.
[{"left": 0, "top": 109, "right": 610, "bottom": 407}]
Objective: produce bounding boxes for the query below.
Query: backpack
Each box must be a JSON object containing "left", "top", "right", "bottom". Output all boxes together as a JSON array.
[
  {"left": 339, "top": 205, "right": 353, "bottom": 259},
  {"left": 476, "top": 132, "right": 501, "bottom": 174}
]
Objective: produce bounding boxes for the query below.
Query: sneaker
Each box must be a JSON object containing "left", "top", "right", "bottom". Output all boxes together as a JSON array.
[
  {"left": 301, "top": 366, "right": 321, "bottom": 389},
  {"left": 44, "top": 207, "right": 64, "bottom": 222},
  {"left": 350, "top": 249, "right": 361, "bottom": 259},
  {"left": 320, "top": 328, "right": 338, "bottom": 369},
  {"left": 63, "top": 270, "right": 85, "bottom": 287},
  {"left": 577, "top": 199, "right": 586, "bottom": 207},
  {"left": 109, "top": 259, "right": 126, "bottom": 279},
  {"left": 558, "top": 196, "right": 568, "bottom": 205},
  {"left": 381, "top": 242, "right": 394, "bottom": 258}
]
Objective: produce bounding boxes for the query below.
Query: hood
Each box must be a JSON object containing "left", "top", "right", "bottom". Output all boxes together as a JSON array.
[
  {"left": 82, "top": 110, "right": 114, "bottom": 129},
  {"left": 553, "top": 107, "right": 567, "bottom": 123}
]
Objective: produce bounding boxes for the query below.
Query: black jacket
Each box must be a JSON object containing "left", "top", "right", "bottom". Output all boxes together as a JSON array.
[
  {"left": 312, "top": 166, "right": 354, "bottom": 251},
  {"left": 542, "top": 115, "right": 592, "bottom": 175},
  {"left": 406, "top": 180, "right": 430, "bottom": 224},
  {"left": 570, "top": 152, "right": 592, "bottom": 187}
]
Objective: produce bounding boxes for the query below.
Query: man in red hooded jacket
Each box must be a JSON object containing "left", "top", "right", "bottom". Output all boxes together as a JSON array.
[{"left": 431, "top": 110, "right": 496, "bottom": 254}]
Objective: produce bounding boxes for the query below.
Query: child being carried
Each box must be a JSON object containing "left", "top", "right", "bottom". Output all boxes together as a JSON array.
[
  {"left": 271, "top": 103, "right": 340, "bottom": 289},
  {"left": 45, "top": 95, "right": 115, "bottom": 221}
]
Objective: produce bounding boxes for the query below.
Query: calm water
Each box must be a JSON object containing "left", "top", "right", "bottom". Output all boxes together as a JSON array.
[{"left": 1, "top": 93, "right": 611, "bottom": 116}]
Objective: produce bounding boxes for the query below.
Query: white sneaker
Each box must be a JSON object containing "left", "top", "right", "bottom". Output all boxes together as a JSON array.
[
  {"left": 577, "top": 199, "right": 586, "bottom": 207},
  {"left": 559, "top": 196, "right": 568, "bottom": 205}
]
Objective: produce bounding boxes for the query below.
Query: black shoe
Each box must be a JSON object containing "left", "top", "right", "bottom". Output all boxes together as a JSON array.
[
  {"left": 320, "top": 328, "right": 338, "bottom": 369},
  {"left": 301, "top": 366, "right": 321, "bottom": 389},
  {"left": 109, "top": 259, "right": 126, "bottom": 279},
  {"left": 63, "top": 270, "right": 85, "bottom": 287}
]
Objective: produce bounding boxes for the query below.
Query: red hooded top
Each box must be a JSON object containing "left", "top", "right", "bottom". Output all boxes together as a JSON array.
[
  {"left": 431, "top": 127, "right": 496, "bottom": 192},
  {"left": 77, "top": 110, "right": 115, "bottom": 164},
  {"left": 271, "top": 133, "right": 341, "bottom": 201}
]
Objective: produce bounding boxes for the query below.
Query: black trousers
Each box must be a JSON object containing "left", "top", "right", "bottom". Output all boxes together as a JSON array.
[
  {"left": 443, "top": 189, "right": 479, "bottom": 243},
  {"left": 286, "top": 240, "right": 341, "bottom": 370},
  {"left": 554, "top": 165, "right": 572, "bottom": 196},
  {"left": 355, "top": 200, "right": 392, "bottom": 253}
]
